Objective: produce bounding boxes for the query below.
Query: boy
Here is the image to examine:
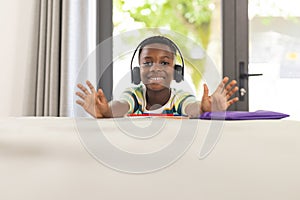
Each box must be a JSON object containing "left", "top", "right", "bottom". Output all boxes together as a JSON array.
[{"left": 76, "top": 36, "right": 239, "bottom": 118}]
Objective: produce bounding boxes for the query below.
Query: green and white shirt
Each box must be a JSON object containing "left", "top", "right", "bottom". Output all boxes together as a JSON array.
[{"left": 119, "top": 85, "right": 196, "bottom": 115}]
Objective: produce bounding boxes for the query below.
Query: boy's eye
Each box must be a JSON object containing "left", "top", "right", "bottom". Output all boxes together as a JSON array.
[
  {"left": 161, "top": 61, "right": 169, "bottom": 66},
  {"left": 141, "top": 61, "right": 170, "bottom": 67},
  {"left": 142, "top": 61, "right": 153, "bottom": 67}
]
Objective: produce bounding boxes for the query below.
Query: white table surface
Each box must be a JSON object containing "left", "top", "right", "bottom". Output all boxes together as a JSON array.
[{"left": 0, "top": 117, "right": 300, "bottom": 200}]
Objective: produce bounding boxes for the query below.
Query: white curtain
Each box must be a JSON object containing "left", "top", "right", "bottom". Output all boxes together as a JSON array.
[{"left": 31, "top": 0, "right": 95, "bottom": 116}]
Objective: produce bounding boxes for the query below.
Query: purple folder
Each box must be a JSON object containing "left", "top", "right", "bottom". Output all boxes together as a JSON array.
[{"left": 199, "top": 110, "right": 289, "bottom": 120}]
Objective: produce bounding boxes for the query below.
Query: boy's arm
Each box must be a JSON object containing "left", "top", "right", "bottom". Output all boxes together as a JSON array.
[
  {"left": 76, "top": 80, "right": 129, "bottom": 118},
  {"left": 185, "top": 101, "right": 201, "bottom": 118},
  {"left": 109, "top": 100, "right": 130, "bottom": 118}
]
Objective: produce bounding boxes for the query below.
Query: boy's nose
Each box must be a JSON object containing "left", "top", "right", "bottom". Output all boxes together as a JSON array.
[{"left": 150, "top": 62, "right": 162, "bottom": 71}]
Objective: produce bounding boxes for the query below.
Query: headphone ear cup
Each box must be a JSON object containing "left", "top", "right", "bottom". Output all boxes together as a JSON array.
[
  {"left": 174, "top": 64, "right": 183, "bottom": 83},
  {"left": 132, "top": 66, "right": 141, "bottom": 85}
]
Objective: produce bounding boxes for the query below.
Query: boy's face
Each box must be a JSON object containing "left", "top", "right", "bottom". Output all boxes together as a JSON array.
[{"left": 139, "top": 43, "right": 175, "bottom": 91}]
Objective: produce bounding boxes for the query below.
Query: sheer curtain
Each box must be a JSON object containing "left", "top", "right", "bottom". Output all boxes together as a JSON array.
[{"left": 32, "top": 0, "right": 96, "bottom": 116}]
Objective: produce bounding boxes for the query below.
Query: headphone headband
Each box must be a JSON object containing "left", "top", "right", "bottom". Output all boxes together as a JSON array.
[{"left": 130, "top": 36, "right": 185, "bottom": 84}]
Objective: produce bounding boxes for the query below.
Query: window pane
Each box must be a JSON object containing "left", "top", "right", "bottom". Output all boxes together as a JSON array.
[
  {"left": 249, "top": 0, "right": 300, "bottom": 119},
  {"left": 112, "top": 0, "right": 222, "bottom": 99}
]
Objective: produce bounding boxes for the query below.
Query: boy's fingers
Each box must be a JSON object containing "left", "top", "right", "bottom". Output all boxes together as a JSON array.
[
  {"left": 222, "top": 76, "right": 229, "bottom": 85},
  {"left": 227, "top": 97, "right": 239, "bottom": 106},
  {"left": 77, "top": 83, "right": 90, "bottom": 95},
  {"left": 97, "top": 89, "right": 108, "bottom": 104},
  {"left": 203, "top": 84, "right": 209, "bottom": 97},
  {"left": 76, "top": 92, "right": 85, "bottom": 100},
  {"left": 221, "top": 78, "right": 238, "bottom": 97},
  {"left": 86, "top": 80, "right": 96, "bottom": 93},
  {"left": 216, "top": 79, "right": 226, "bottom": 93},
  {"left": 76, "top": 100, "right": 84, "bottom": 106},
  {"left": 225, "top": 80, "right": 237, "bottom": 92},
  {"left": 226, "top": 86, "right": 239, "bottom": 98}
]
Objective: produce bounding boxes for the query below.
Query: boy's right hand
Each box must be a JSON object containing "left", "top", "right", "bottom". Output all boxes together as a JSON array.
[{"left": 76, "top": 80, "right": 112, "bottom": 118}]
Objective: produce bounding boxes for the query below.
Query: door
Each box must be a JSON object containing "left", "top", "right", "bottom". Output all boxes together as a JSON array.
[
  {"left": 248, "top": 0, "right": 300, "bottom": 119},
  {"left": 223, "top": 0, "right": 251, "bottom": 111}
]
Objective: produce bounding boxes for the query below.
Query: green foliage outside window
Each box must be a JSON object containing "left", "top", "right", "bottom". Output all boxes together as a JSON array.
[{"left": 113, "top": 0, "right": 215, "bottom": 92}]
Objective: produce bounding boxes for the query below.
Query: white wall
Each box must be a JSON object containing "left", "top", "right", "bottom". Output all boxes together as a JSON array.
[{"left": 0, "top": 0, "right": 38, "bottom": 116}]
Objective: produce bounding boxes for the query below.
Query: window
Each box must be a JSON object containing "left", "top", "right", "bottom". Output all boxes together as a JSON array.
[{"left": 112, "top": 0, "right": 222, "bottom": 100}]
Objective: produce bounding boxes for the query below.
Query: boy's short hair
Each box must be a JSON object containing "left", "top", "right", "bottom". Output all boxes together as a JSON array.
[{"left": 138, "top": 36, "right": 177, "bottom": 59}]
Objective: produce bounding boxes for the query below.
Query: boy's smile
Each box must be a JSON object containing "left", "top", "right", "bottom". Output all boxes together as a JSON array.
[
  {"left": 139, "top": 43, "right": 175, "bottom": 91},
  {"left": 147, "top": 72, "right": 166, "bottom": 84}
]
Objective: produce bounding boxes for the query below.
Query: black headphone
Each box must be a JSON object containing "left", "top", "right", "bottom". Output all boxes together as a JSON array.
[{"left": 130, "top": 36, "right": 185, "bottom": 85}]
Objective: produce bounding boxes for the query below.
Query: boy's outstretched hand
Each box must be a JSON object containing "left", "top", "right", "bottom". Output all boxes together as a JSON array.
[
  {"left": 76, "top": 80, "right": 112, "bottom": 118},
  {"left": 200, "top": 77, "right": 239, "bottom": 113}
]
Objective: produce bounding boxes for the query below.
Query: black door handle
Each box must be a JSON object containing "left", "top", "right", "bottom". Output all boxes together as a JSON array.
[
  {"left": 240, "top": 73, "right": 263, "bottom": 79},
  {"left": 239, "top": 62, "right": 263, "bottom": 101}
]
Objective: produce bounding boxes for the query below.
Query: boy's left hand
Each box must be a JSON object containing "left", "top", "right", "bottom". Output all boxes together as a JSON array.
[{"left": 200, "top": 77, "right": 239, "bottom": 113}]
